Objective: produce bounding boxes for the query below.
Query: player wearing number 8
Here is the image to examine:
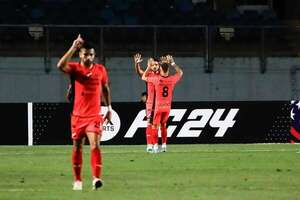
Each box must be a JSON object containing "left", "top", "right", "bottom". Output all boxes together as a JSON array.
[{"left": 142, "top": 55, "right": 183, "bottom": 152}]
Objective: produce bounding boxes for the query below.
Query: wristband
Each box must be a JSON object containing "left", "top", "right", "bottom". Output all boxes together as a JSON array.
[
  {"left": 107, "top": 105, "right": 112, "bottom": 111},
  {"left": 171, "top": 62, "right": 176, "bottom": 66}
]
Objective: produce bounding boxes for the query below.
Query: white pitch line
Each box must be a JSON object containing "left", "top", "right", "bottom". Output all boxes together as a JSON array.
[
  {"left": 162, "top": 149, "right": 298, "bottom": 153},
  {"left": 0, "top": 148, "right": 298, "bottom": 156},
  {"left": 0, "top": 188, "right": 45, "bottom": 192},
  {"left": 0, "top": 152, "right": 35, "bottom": 156}
]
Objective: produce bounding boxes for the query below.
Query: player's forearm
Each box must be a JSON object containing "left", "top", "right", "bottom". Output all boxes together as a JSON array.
[
  {"left": 141, "top": 67, "right": 151, "bottom": 81},
  {"left": 102, "top": 85, "right": 112, "bottom": 107},
  {"left": 135, "top": 63, "right": 144, "bottom": 78},
  {"left": 172, "top": 63, "right": 183, "bottom": 77},
  {"left": 57, "top": 47, "right": 77, "bottom": 71}
]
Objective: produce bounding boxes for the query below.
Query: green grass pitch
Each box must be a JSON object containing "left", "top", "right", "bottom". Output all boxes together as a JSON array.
[{"left": 0, "top": 144, "right": 300, "bottom": 200}]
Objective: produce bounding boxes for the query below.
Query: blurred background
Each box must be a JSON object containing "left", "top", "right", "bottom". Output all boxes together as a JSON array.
[{"left": 0, "top": 0, "right": 300, "bottom": 102}]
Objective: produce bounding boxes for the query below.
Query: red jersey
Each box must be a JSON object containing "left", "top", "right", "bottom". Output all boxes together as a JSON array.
[
  {"left": 146, "top": 71, "right": 158, "bottom": 109},
  {"left": 66, "top": 62, "right": 108, "bottom": 117},
  {"left": 147, "top": 73, "right": 181, "bottom": 111}
]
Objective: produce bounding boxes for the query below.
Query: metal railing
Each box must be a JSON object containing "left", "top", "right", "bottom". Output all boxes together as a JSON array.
[{"left": 0, "top": 24, "right": 300, "bottom": 73}]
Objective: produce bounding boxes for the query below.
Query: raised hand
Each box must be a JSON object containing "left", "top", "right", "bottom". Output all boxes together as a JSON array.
[
  {"left": 166, "top": 55, "right": 174, "bottom": 64},
  {"left": 147, "top": 57, "right": 154, "bottom": 67},
  {"left": 134, "top": 53, "right": 143, "bottom": 64},
  {"left": 72, "top": 34, "right": 84, "bottom": 50},
  {"left": 57, "top": 34, "right": 84, "bottom": 71},
  {"left": 160, "top": 56, "right": 168, "bottom": 64}
]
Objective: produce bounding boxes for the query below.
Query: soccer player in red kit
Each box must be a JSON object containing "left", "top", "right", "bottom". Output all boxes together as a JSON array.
[
  {"left": 134, "top": 53, "right": 161, "bottom": 153},
  {"left": 142, "top": 55, "right": 183, "bottom": 152},
  {"left": 57, "top": 34, "right": 112, "bottom": 190}
]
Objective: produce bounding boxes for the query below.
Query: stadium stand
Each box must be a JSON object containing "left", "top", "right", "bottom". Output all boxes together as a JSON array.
[
  {"left": 0, "top": 0, "right": 299, "bottom": 59},
  {"left": 0, "top": 0, "right": 300, "bottom": 103},
  {"left": 0, "top": 0, "right": 280, "bottom": 25}
]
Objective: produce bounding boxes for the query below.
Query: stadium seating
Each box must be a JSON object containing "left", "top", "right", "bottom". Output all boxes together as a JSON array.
[
  {"left": 0, "top": 0, "right": 293, "bottom": 58},
  {"left": 0, "top": 0, "right": 279, "bottom": 25}
]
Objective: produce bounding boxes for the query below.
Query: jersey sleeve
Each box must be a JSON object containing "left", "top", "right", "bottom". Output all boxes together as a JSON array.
[{"left": 62, "top": 62, "right": 77, "bottom": 74}]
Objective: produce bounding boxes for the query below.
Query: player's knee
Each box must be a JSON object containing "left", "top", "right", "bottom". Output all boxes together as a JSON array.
[
  {"left": 90, "top": 141, "right": 100, "bottom": 150},
  {"left": 73, "top": 141, "right": 82, "bottom": 149},
  {"left": 152, "top": 124, "right": 159, "bottom": 129}
]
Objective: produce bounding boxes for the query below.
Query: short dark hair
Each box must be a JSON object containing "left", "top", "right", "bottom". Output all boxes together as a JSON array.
[
  {"left": 152, "top": 58, "right": 159, "bottom": 62},
  {"left": 141, "top": 92, "right": 147, "bottom": 96},
  {"left": 80, "top": 42, "right": 95, "bottom": 50},
  {"left": 161, "top": 63, "right": 169, "bottom": 73}
]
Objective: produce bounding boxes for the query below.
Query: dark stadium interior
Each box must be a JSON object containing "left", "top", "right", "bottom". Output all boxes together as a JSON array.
[
  {"left": 0, "top": 0, "right": 299, "bottom": 57},
  {"left": 0, "top": 0, "right": 283, "bottom": 25}
]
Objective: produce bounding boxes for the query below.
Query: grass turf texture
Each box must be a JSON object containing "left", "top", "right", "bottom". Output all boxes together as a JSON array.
[{"left": 0, "top": 144, "right": 300, "bottom": 200}]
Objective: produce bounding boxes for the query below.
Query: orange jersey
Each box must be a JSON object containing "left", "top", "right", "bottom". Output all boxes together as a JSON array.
[
  {"left": 66, "top": 62, "right": 108, "bottom": 117},
  {"left": 147, "top": 73, "right": 181, "bottom": 111}
]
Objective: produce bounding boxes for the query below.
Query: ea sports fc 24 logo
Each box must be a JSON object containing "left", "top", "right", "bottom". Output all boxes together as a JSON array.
[
  {"left": 125, "top": 108, "right": 239, "bottom": 138},
  {"left": 100, "top": 107, "right": 121, "bottom": 142},
  {"left": 99, "top": 108, "right": 239, "bottom": 141}
]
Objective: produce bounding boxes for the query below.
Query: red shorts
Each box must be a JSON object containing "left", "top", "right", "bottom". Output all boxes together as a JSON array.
[
  {"left": 153, "top": 109, "right": 170, "bottom": 126},
  {"left": 71, "top": 115, "right": 102, "bottom": 140}
]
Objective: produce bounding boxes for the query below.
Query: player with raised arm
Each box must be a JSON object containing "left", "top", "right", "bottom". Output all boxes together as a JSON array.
[
  {"left": 134, "top": 53, "right": 161, "bottom": 153},
  {"left": 57, "top": 34, "right": 112, "bottom": 190},
  {"left": 142, "top": 55, "right": 183, "bottom": 152}
]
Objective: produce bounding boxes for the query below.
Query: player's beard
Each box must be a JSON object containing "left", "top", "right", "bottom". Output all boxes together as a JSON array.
[
  {"left": 83, "top": 59, "right": 93, "bottom": 67},
  {"left": 153, "top": 67, "right": 160, "bottom": 73}
]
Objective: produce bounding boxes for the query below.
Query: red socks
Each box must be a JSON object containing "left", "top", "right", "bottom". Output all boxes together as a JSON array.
[
  {"left": 161, "top": 126, "right": 167, "bottom": 144},
  {"left": 151, "top": 128, "right": 159, "bottom": 144},
  {"left": 147, "top": 126, "right": 168, "bottom": 145},
  {"left": 72, "top": 147, "right": 82, "bottom": 181},
  {"left": 146, "top": 124, "right": 152, "bottom": 145},
  {"left": 72, "top": 146, "right": 102, "bottom": 181},
  {"left": 91, "top": 147, "right": 102, "bottom": 179}
]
